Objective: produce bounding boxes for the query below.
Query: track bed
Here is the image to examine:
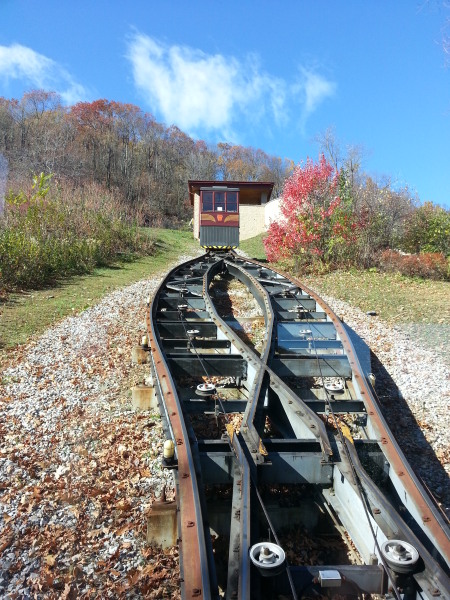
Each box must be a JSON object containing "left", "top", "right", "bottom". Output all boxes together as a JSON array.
[{"left": 146, "top": 252, "right": 449, "bottom": 600}]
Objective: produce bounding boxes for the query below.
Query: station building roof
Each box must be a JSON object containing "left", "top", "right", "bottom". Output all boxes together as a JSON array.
[{"left": 188, "top": 180, "right": 274, "bottom": 206}]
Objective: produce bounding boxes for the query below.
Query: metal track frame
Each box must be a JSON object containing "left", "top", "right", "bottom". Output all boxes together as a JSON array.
[{"left": 147, "top": 252, "right": 449, "bottom": 600}]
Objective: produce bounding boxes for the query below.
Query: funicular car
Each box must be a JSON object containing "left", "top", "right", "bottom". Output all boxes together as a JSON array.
[{"left": 199, "top": 186, "right": 239, "bottom": 249}]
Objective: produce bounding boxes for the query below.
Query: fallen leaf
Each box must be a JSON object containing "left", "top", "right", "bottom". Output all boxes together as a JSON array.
[
  {"left": 60, "top": 583, "right": 71, "bottom": 600},
  {"left": 116, "top": 499, "right": 131, "bottom": 511}
]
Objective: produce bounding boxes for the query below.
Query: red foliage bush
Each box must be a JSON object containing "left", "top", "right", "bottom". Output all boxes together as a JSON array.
[
  {"left": 379, "top": 250, "right": 449, "bottom": 280},
  {"left": 263, "top": 156, "right": 357, "bottom": 270}
]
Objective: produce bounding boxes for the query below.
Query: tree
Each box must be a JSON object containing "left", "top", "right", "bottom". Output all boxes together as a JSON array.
[
  {"left": 1, "top": 90, "right": 297, "bottom": 226},
  {"left": 314, "top": 126, "right": 365, "bottom": 189},
  {"left": 264, "top": 156, "right": 357, "bottom": 270},
  {"left": 352, "top": 176, "right": 416, "bottom": 265},
  {"left": 401, "top": 201, "right": 450, "bottom": 256},
  {"left": 184, "top": 140, "right": 217, "bottom": 180}
]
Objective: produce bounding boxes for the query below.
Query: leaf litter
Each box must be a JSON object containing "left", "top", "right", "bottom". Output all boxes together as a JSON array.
[{"left": 0, "top": 254, "right": 202, "bottom": 598}]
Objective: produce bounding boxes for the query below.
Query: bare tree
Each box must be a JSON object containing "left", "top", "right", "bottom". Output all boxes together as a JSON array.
[
  {"left": 314, "top": 126, "right": 366, "bottom": 186},
  {"left": 314, "top": 126, "right": 342, "bottom": 170}
]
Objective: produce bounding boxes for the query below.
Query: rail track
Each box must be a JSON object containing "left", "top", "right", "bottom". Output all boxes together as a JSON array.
[{"left": 145, "top": 252, "right": 449, "bottom": 600}]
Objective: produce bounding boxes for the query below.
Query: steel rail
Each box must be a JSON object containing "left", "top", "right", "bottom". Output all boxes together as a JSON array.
[
  {"left": 203, "top": 257, "right": 333, "bottom": 463},
  {"left": 241, "top": 256, "right": 450, "bottom": 596},
  {"left": 146, "top": 254, "right": 212, "bottom": 600},
  {"left": 257, "top": 259, "right": 450, "bottom": 565},
  {"left": 202, "top": 257, "right": 302, "bottom": 599},
  {"left": 147, "top": 251, "right": 449, "bottom": 600},
  {"left": 210, "top": 255, "right": 449, "bottom": 594}
]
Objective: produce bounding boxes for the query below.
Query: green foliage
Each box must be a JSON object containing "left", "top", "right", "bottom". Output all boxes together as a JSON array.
[
  {"left": 0, "top": 175, "right": 155, "bottom": 291},
  {"left": 0, "top": 228, "right": 197, "bottom": 359},
  {"left": 6, "top": 171, "right": 52, "bottom": 207},
  {"left": 400, "top": 202, "right": 450, "bottom": 256}
]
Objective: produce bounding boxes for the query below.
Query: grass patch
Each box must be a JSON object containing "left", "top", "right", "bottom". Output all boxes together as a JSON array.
[
  {"left": 237, "top": 233, "right": 449, "bottom": 327},
  {"left": 301, "top": 269, "right": 450, "bottom": 365},
  {"left": 239, "top": 233, "right": 267, "bottom": 261},
  {"left": 238, "top": 234, "right": 450, "bottom": 324},
  {"left": 300, "top": 270, "right": 450, "bottom": 325},
  {"left": 0, "top": 228, "right": 198, "bottom": 364}
]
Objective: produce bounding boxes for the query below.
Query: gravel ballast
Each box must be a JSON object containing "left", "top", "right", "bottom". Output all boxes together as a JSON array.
[{"left": 1, "top": 255, "right": 448, "bottom": 598}]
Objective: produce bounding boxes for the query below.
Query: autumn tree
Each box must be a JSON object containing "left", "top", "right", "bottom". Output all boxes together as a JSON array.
[
  {"left": 216, "top": 142, "right": 293, "bottom": 197},
  {"left": 264, "top": 155, "right": 357, "bottom": 271},
  {"left": 0, "top": 98, "right": 17, "bottom": 155},
  {"left": 184, "top": 140, "right": 217, "bottom": 180},
  {"left": 1, "top": 90, "right": 296, "bottom": 225},
  {"left": 315, "top": 127, "right": 420, "bottom": 266}
]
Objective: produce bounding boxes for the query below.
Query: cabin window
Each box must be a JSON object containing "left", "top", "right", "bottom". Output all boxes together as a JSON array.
[
  {"left": 226, "top": 191, "right": 238, "bottom": 212},
  {"left": 202, "top": 191, "right": 213, "bottom": 212},
  {"left": 215, "top": 192, "right": 225, "bottom": 211},
  {"left": 201, "top": 189, "right": 239, "bottom": 212}
]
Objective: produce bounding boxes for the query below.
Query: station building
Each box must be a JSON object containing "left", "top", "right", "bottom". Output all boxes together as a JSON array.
[{"left": 188, "top": 180, "right": 274, "bottom": 242}]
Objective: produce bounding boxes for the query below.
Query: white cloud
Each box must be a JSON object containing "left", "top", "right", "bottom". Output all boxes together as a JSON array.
[
  {"left": 0, "top": 43, "right": 88, "bottom": 104},
  {"left": 127, "top": 34, "right": 247, "bottom": 137},
  {"left": 295, "top": 67, "right": 337, "bottom": 131},
  {"left": 126, "top": 33, "right": 333, "bottom": 139}
]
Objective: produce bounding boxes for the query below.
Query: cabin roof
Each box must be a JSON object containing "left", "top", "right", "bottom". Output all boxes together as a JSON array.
[{"left": 188, "top": 180, "right": 274, "bottom": 206}]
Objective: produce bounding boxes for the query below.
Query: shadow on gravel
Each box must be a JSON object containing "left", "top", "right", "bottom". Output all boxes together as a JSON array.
[
  {"left": 369, "top": 348, "right": 449, "bottom": 517},
  {"left": 341, "top": 322, "right": 448, "bottom": 517}
]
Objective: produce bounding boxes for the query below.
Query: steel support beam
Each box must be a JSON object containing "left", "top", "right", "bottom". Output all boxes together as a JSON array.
[
  {"left": 271, "top": 356, "right": 352, "bottom": 378},
  {"left": 167, "top": 354, "right": 247, "bottom": 378}
]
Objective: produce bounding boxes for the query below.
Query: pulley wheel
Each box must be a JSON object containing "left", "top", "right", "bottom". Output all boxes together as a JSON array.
[
  {"left": 196, "top": 383, "right": 216, "bottom": 397},
  {"left": 380, "top": 539, "right": 419, "bottom": 574},
  {"left": 249, "top": 542, "right": 286, "bottom": 577},
  {"left": 324, "top": 380, "right": 344, "bottom": 393}
]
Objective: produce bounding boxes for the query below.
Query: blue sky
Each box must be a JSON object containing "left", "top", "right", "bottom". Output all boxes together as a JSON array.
[{"left": 1, "top": 0, "right": 449, "bottom": 207}]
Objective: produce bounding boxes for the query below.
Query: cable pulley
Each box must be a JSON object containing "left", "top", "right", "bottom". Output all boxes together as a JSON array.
[
  {"left": 249, "top": 542, "right": 286, "bottom": 577},
  {"left": 324, "top": 379, "right": 345, "bottom": 393},
  {"left": 380, "top": 540, "right": 419, "bottom": 574},
  {"left": 196, "top": 383, "right": 216, "bottom": 397}
]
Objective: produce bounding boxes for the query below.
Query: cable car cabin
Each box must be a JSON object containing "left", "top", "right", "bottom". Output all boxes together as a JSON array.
[
  {"left": 189, "top": 179, "right": 274, "bottom": 249},
  {"left": 199, "top": 187, "right": 239, "bottom": 249}
]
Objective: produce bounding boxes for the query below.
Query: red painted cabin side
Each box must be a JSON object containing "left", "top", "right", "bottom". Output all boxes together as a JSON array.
[{"left": 199, "top": 186, "right": 240, "bottom": 248}]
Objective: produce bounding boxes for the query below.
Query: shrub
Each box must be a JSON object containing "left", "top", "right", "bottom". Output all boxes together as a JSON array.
[
  {"left": 263, "top": 156, "right": 357, "bottom": 273},
  {"left": 0, "top": 175, "right": 155, "bottom": 291},
  {"left": 379, "top": 250, "right": 449, "bottom": 280},
  {"left": 400, "top": 202, "right": 450, "bottom": 256}
]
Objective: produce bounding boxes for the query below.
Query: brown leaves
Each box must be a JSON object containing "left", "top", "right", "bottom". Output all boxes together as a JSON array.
[
  {"left": 0, "top": 529, "right": 14, "bottom": 553},
  {"left": 0, "top": 394, "right": 179, "bottom": 598},
  {"left": 0, "top": 293, "right": 182, "bottom": 599},
  {"left": 115, "top": 498, "right": 131, "bottom": 512}
]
